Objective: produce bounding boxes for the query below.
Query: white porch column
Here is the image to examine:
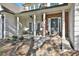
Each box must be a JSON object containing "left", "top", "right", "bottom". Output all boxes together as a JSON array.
[
  {"left": 61, "top": 10, "right": 66, "bottom": 50},
  {"left": 58, "top": 17, "right": 60, "bottom": 33},
  {"left": 48, "top": 18, "right": 51, "bottom": 35},
  {"left": 4, "top": 14, "right": 8, "bottom": 39},
  {"left": 17, "top": 17, "right": 19, "bottom": 36},
  {"left": 43, "top": 13, "right": 46, "bottom": 37},
  {"left": 62, "top": 10, "right": 65, "bottom": 39},
  {"left": 33, "top": 14, "right": 36, "bottom": 36},
  {"left": 0, "top": 14, "right": 2, "bottom": 39}
]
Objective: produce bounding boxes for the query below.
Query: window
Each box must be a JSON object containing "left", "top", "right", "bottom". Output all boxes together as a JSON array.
[
  {"left": 50, "top": 17, "right": 62, "bottom": 34},
  {"left": 37, "top": 23, "right": 40, "bottom": 31},
  {"left": 29, "top": 23, "right": 32, "bottom": 32},
  {"left": 35, "top": 4, "right": 39, "bottom": 9},
  {"left": 25, "top": 7, "right": 29, "bottom": 10},
  {"left": 50, "top": 3, "right": 59, "bottom": 6},
  {"left": 31, "top": 5, "right": 34, "bottom": 10}
]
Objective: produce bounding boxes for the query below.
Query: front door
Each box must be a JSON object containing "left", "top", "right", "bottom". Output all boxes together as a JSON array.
[{"left": 48, "top": 17, "right": 62, "bottom": 36}]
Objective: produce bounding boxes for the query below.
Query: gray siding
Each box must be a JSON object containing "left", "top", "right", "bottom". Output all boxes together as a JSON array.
[
  {"left": 3, "top": 12, "right": 17, "bottom": 38},
  {"left": 0, "top": 16, "right": 2, "bottom": 39},
  {"left": 74, "top": 3, "right": 79, "bottom": 50}
]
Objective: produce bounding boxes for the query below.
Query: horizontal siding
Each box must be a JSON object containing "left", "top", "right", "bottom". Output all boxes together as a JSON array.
[
  {"left": 3, "top": 12, "right": 17, "bottom": 37},
  {"left": 74, "top": 3, "right": 79, "bottom": 50},
  {"left": 0, "top": 17, "right": 2, "bottom": 38}
]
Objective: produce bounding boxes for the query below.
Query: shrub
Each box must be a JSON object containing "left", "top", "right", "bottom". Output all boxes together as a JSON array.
[{"left": 12, "top": 35, "right": 17, "bottom": 41}]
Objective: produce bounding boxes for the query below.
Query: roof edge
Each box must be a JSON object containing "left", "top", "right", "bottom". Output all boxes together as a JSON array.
[
  {"left": 1, "top": 5, "right": 16, "bottom": 15},
  {"left": 20, "top": 3, "right": 68, "bottom": 14}
]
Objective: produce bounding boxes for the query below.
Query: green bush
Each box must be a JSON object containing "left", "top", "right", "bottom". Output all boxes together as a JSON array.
[{"left": 12, "top": 35, "right": 17, "bottom": 41}]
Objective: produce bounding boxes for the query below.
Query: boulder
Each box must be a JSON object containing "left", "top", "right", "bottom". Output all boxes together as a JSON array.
[
  {"left": 16, "top": 44, "right": 30, "bottom": 56},
  {"left": 61, "top": 50, "right": 79, "bottom": 56},
  {"left": 16, "top": 39, "right": 33, "bottom": 56}
]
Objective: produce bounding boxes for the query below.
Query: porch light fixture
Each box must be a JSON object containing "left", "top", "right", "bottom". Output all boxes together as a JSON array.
[
  {"left": 24, "top": 27, "right": 29, "bottom": 31},
  {"left": 40, "top": 28, "right": 43, "bottom": 31}
]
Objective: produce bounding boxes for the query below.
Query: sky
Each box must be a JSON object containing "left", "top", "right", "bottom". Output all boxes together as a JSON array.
[{"left": 16, "top": 3, "right": 24, "bottom": 7}]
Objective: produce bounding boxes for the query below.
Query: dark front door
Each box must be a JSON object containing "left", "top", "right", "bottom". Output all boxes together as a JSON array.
[
  {"left": 51, "top": 17, "right": 62, "bottom": 36},
  {"left": 51, "top": 18, "right": 58, "bottom": 33}
]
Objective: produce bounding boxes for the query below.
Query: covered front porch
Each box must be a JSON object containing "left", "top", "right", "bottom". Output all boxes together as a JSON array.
[{"left": 17, "top": 4, "right": 70, "bottom": 40}]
